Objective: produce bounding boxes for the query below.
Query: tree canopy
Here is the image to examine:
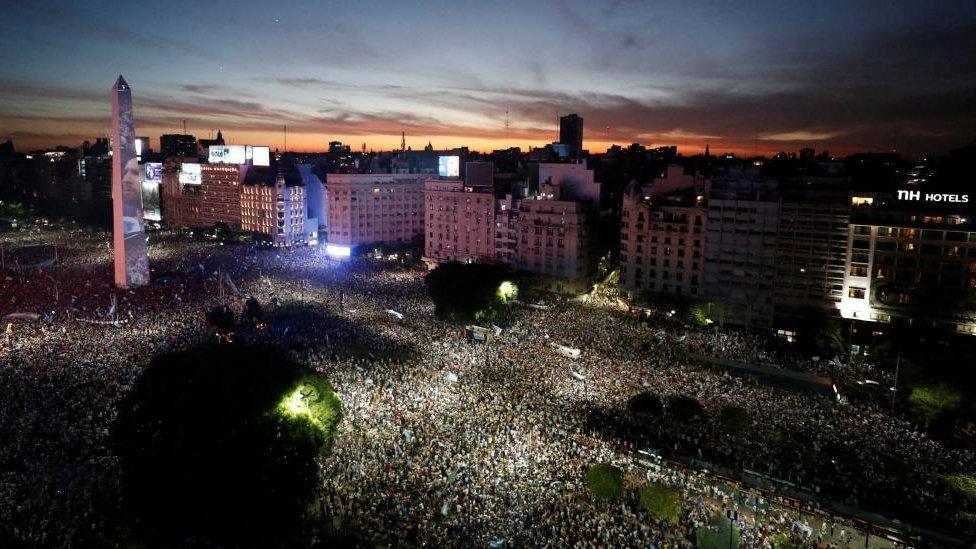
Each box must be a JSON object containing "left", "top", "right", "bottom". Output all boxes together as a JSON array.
[
  {"left": 583, "top": 463, "right": 624, "bottom": 502},
  {"left": 908, "top": 384, "right": 963, "bottom": 427},
  {"left": 666, "top": 395, "right": 706, "bottom": 422},
  {"left": 639, "top": 484, "right": 681, "bottom": 522},
  {"left": 425, "top": 262, "right": 517, "bottom": 323},
  {"left": 112, "top": 344, "right": 341, "bottom": 546}
]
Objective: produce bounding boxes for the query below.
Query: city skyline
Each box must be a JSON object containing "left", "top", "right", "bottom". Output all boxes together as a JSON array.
[{"left": 2, "top": 1, "right": 975, "bottom": 156}]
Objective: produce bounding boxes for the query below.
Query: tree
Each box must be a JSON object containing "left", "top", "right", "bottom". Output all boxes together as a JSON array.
[
  {"left": 425, "top": 262, "right": 516, "bottom": 323},
  {"left": 908, "top": 385, "right": 963, "bottom": 429},
  {"left": 583, "top": 463, "right": 624, "bottom": 502},
  {"left": 206, "top": 304, "right": 236, "bottom": 334},
  {"left": 666, "top": 395, "right": 706, "bottom": 422},
  {"left": 814, "top": 318, "right": 847, "bottom": 356},
  {"left": 639, "top": 484, "right": 681, "bottom": 522},
  {"left": 717, "top": 405, "right": 752, "bottom": 433},
  {"left": 944, "top": 473, "right": 976, "bottom": 509},
  {"left": 112, "top": 344, "right": 342, "bottom": 546},
  {"left": 628, "top": 391, "right": 664, "bottom": 418},
  {"left": 685, "top": 302, "right": 709, "bottom": 327},
  {"left": 243, "top": 296, "right": 263, "bottom": 325},
  {"left": 696, "top": 513, "right": 742, "bottom": 549}
]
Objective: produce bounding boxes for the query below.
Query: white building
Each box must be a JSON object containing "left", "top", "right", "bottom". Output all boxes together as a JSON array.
[{"left": 324, "top": 173, "right": 425, "bottom": 255}]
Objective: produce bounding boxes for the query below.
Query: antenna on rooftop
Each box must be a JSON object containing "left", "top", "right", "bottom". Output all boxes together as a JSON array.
[{"left": 505, "top": 110, "right": 510, "bottom": 140}]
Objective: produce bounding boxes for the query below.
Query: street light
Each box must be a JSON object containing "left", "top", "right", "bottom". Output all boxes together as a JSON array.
[{"left": 726, "top": 509, "right": 738, "bottom": 549}]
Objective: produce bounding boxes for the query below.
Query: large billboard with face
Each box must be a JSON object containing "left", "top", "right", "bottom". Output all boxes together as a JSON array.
[
  {"left": 111, "top": 76, "right": 150, "bottom": 288},
  {"left": 438, "top": 155, "right": 460, "bottom": 177},
  {"left": 179, "top": 163, "right": 202, "bottom": 185}
]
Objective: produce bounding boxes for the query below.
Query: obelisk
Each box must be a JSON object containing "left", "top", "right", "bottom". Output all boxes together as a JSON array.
[{"left": 111, "top": 75, "right": 149, "bottom": 288}]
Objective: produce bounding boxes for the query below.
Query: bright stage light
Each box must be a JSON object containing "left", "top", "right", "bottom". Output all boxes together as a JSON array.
[{"left": 326, "top": 244, "right": 351, "bottom": 257}]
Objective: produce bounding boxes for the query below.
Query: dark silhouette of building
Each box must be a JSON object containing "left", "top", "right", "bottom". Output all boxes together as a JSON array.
[
  {"left": 559, "top": 114, "right": 583, "bottom": 159},
  {"left": 160, "top": 134, "right": 197, "bottom": 160}
]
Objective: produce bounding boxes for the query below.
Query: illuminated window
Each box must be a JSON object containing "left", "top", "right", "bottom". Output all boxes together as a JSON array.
[{"left": 848, "top": 287, "right": 866, "bottom": 299}]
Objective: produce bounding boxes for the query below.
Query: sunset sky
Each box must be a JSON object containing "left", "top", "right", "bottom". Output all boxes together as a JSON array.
[{"left": 2, "top": 0, "right": 974, "bottom": 157}]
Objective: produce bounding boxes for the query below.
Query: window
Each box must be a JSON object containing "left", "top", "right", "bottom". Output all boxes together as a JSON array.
[{"left": 848, "top": 287, "right": 866, "bottom": 299}]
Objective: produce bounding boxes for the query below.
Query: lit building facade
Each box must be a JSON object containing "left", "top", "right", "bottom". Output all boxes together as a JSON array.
[
  {"left": 515, "top": 198, "right": 597, "bottom": 293},
  {"left": 241, "top": 176, "right": 314, "bottom": 246},
  {"left": 324, "top": 173, "right": 425, "bottom": 252},
  {"left": 161, "top": 162, "right": 244, "bottom": 230},
  {"left": 423, "top": 179, "right": 495, "bottom": 264},
  {"left": 619, "top": 181, "right": 707, "bottom": 298},
  {"left": 839, "top": 193, "right": 976, "bottom": 334}
]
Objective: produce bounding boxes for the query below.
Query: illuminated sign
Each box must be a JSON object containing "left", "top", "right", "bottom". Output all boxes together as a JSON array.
[
  {"left": 251, "top": 146, "right": 270, "bottom": 167},
  {"left": 209, "top": 145, "right": 246, "bottom": 164},
  {"left": 208, "top": 145, "right": 271, "bottom": 166},
  {"left": 897, "top": 190, "right": 969, "bottom": 203},
  {"left": 438, "top": 155, "right": 460, "bottom": 177},
  {"left": 143, "top": 162, "right": 162, "bottom": 183},
  {"left": 179, "top": 163, "right": 202, "bottom": 185}
]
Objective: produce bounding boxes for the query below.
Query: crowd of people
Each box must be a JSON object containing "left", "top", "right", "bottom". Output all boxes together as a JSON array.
[{"left": 1, "top": 225, "right": 971, "bottom": 546}]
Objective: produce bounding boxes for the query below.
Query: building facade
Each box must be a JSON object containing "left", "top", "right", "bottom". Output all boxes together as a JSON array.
[
  {"left": 162, "top": 162, "right": 244, "bottom": 230},
  {"left": 241, "top": 176, "right": 314, "bottom": 246},
  {"left": 620, "top": 181, "right": 707, "bottom": 298},
  {"left": 423, "top": 179, "right": 495, "bottom": 265},
  {"left": 839, "top": 193, "right": 976, "bottom": 334},
  {"left": 703, "top": 174, "right": 780, "bottom": 328},
  {"left": 324, "top": 173, "right": 425, "bottom": 252},
  {"left": 515, "top": 198, "right": 597, "bottom": 293},
  {"left": 773, "top": 183, "right": 851, "bottom": 324}
]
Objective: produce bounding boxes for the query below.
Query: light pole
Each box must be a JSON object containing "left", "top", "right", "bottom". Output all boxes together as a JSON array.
[
  {"left": 726, "top": 509, "right": 738, "bottom": 549},
  {"left": 890, "top": 353, "right": 901, "bottom": 414}
]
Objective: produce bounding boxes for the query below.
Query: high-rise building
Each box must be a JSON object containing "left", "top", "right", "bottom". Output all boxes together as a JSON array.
[
  {"left": 703, "top": 172, "right": 780, "bottom": 328},
  {"left": 160, "top": 134, "right": 197, "bottom": 160},
  {"left": 423, "top": 179, "right": 495, "bottom": 265},
  {"left": 162, "top": 162, "right": 242, "bottom": 229},
  {"left": 559, "top": 114, "right": 584, "bottom": 159},
  {"left": 773, "top": 181, "right": 851, "bottom": 326}
]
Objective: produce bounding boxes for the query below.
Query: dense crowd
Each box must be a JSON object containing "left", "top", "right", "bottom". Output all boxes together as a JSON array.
[{"left": 0, "top": 227, "right": 970, "bottom": 546}]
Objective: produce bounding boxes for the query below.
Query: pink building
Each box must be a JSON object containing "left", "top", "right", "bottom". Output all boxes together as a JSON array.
[
  {"left": 619, "top": 180, "right": 707, "bottom": 298},
  {"left": 515, "top": 197, "right": 597, "bottom": 293},
  {"left": 325, "top": 173, "right": 425, "bottom": 253},
  {"left": 423, "top": 179, "right": 495, "bottom": 265}
]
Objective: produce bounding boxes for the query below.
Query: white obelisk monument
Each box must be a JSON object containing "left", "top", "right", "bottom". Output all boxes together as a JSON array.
[{"left": 111, "top": 75, "right": 150, "bottom": 288}]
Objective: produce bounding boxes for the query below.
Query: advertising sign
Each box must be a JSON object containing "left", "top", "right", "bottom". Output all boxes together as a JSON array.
[
  {"left": 251, "top": 146, "right": 270, "bottom": 167},
  {"left": 208, "top": 145, "right": 246, "bottom": 164},
  {"left": 897, "top": 189, "right": 969, "bottom": 203},
  {"left": 179, "top": 163, "right": 202, "bottom": 185},
  {"left": 143, "top": 162, "right": 162, "bottom": 183},
  {"left": 438, "top": 155, "right": 460, "bottom": 177}
]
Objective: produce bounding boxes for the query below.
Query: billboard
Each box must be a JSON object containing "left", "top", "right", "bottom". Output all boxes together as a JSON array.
[
  {"left": 179, "top": 163, "right": 202, "bottom": 185},
  {"left": 438, "top": 155, "right": 460, "bottom": 177},
  {"left": 251, "top": 146, "right": 270, "bottom": 167},
  {"left": 143, "top": 162, "right": 162, "bottom": 184},
  {"left": 209, "top": 145, "right": 247, "bottom": 164}
]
